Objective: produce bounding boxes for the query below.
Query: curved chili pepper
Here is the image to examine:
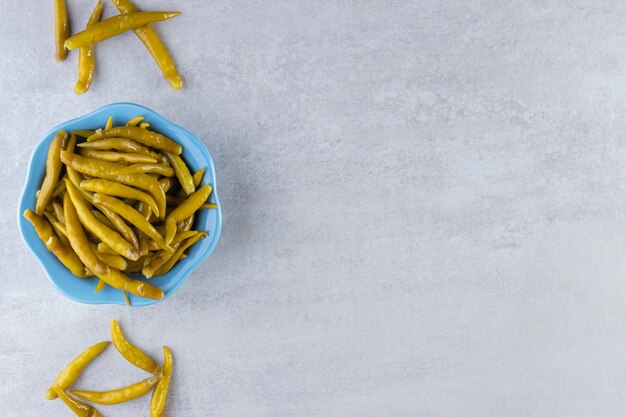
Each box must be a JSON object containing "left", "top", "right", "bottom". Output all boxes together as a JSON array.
[
  {"left": 52, "top": 201, "right": 65, "bottom": 223},
  {"left": 55, "top": 388, "right": 102, "bottom": 417},
  {"left": 71, "top": 377, "right": 158, "bottom": 405},
  {"left": 118, "top": 163, "right": 174, "bottom": 177},
  {"left": 63, "top": 193, "right": 164, "bottom": 300},
  {"left": 36, "top": 130, "right": 66, "bottom": 215},
  {"left": 150, "top": 346, "right": 173, "bottom": 417},
  {"left": 155, "top": 232, "right": 207, "bottom": 276},
  {"left": 159, "top": 177, "right": 177, "bottom": 193},
  {"left": 78, "top": 138, "right": 168, "bottom": 164},
  {"left": 111, "top": 320, "right": 162, "bottom": 376},
  {"left": 72, "top": 130, "right": 96, "bottom": 138},
  {"left": 126, "top": 115, "right": 144, "bottom": 126},
  {"left": 43, "top": 211, "right": 71, "bottom": 246},
  {"left": 87, "top": 126, "right": 182, "bottom": 155},
  {"left": 96, "top": 204, "right": 140, "bottom": 250},
  {"left": 104, "top": 116, "right": 113, "bottom": 130},
  {"left": 112, "top": 0, "right": 183, "bottom": 89},
  {"left": 65, "top": 180, "right": 139, "bottom": 260},
  {"left": 52, "top": 179, "right": 67, "bottom": 198},
  {"left": 94, "top": 278, "right": 106, "bottom": 292},
  {"left": 79, "top": 148, "right": 158, "bottom": 164},
  {"left": 23, "top": 210, "right": 86, "bottom": 277},
  {"left": 54, "top": 0, "right": 69, "bottom": 61},
  {"left": 74, "top": 0, "right": 102, "bottom": 94},
  {"left": 89, "top": 242, "right": 128, "bottom": 270},
  {"left": 61, "top": 151, "right": 167, "bottom": 217},
  {"left": 192, "top": 168, "right": 204, "bottom": 187},
  {"left": 164, "top": 151, "right": 194, "bottom": 194},
  {"left": 90, "top": 209, "right": 115, "bottom": 229},
  {"left": 81, "top": 179, "right": 160, "bottom": 217},
  {"left": 93, "top": 193, "right": 171, "bottom": 252},
  {"left": 45, "top": 341, "right": 110, "bottom": 400},
  {"left": 65, "top": 12, "right": 181, "bottom": 50},
  {"left": 165, "top": 185, "right": 212, "bottom": 244}
]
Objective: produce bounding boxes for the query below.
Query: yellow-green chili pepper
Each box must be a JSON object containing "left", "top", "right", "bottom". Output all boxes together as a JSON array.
[
  {"left": 93, "top": 193, "right": 171, "bottom": 252},
  {"left": 43, "top": 211, "right": 71, "bottom": 246},
  {"left": 96, "top": 205, "right": 140, "bottom": 250},
  {"left": 81, "top": 179, "right": 160, "bottom": 217},
  {"left": 111, "top": 320, "right": 162, "bottom": 376},
  {"left": 52, "top": 179, "right": 67, "bottom": 198},
  {"left": 36, "top": 130, "right": 66, "bottom": 215},
  {"left": 54, "top": 0, "right": 69, "bottom": 61},
  {"left": 72, "top": 130, "right": 96, "bottom": 138},
  {"left": 179, "top": 214, "right": 194, "bottom": 232},
  {"left": 23, "top": 210, "right": 86, "bottom": 277},
  {"left": 52, "top": 201, "right": 65, "bottom": 223},
  {"left": 112, "top": 0, "right": 183, "bottom": 89},
  {"left": 118, "top": 163, "right": 174, "bottom": 176},
  {"left": 74, "top": 0, "right": 102, "bottom": 95},
  {"left": 89, "top": 242, "right": 128, "bottom": 270},
  {"left": 78, "top": 148, "right": 158, "bottom": 164},
  {"left": 64, "top": 193, "right": 164, "bottom": 300},
  {"left": 135, "top": 201, "right": 152, "bottom": 257},
  {"left": 165, "top": 184, "right": 212, "bottom": 244},
  {"left": 95, "top": 278, "right": 106, "bottom": 292},
  {"left": 164, "top": 151, "right": 194, "bottom": 194},
  {"left": 192, "top": 168, "right": 204, "bottom": 187},
  {"left": 78, "top": 137, "right": 169, "bottom": 164},
  {"left": 150, "top": 346, "right": 173, "bottom": 417},
  {"left": 55, "top": 388, "right": 102, "bottom": 417},
  {"left": 87, "top": 126, "right": 182, "bottom": 154},
  {"left": 64, "top": 11, "right": 181, "bottom": 50},
  {"left": 71, "top": 377, "right": 158, "bottom": 405},
  {"left": 61, "top": 151, "right": 167, "bottom": 217},
  {"left": 126, "top": 115, "right": 144, "bottom": 126},
  {"left": 91, "top": 209, "right": 115, "bottom": 229},
  {"left": 66, "top": 180, "right": 139, "bottom": 260},
  {"left": 155, "top": 232, "right": 206, "bottom": 275},
  {"left": 104, "top": 116, "right": 113, "bottom": 130},
  {"left": 159, "top": 177, "right": 176, "bottom": 193},
  {"left": 45, "top": 341, "right": 110, "bottom": 400}
]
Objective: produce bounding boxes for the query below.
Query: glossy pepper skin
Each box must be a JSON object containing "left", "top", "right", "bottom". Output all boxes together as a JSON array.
[
  {"left": 74, "top": 0, "right": 102, "bottom": 94},
  {"left": 81, "top": 179, "right": 160, "bottom": 217},
  {"left": 78, "top": 148, "right": 158, "bottom": 164},
  {"left": 45, "top": 341, "right": 110, "bottom": 400},
  {"left": 66, "top": 180, "right": 139, "bottom": 260},
  {"left": 111, "top": 320, "right": 162, "bottom": 376},
  {"left": 164, "top": 151, "right": 194, "bottom": 195},
  {"left": 55, "top": 388, "right": 102, "bottom": 417},
  {"left": 93, "top": 193, "right": 171, "bottom": 252},
  {"left": 36, "top": 130, "right": 66, "bottom": 215},
  {"left": 165, "top": 184, "right": 212, "bottom": 244},
  {"left": 150, "top": 346, "right": 173, "bottom": 417},
  {"left": 87, "top": 126, "right": 182, "bottom": 154},
  {"left": 155, "top": 232, "right": 207, "bottom": 276},
  {"left": 119, "top": 163, "right": 174, "bottom": 177},
  {"left": 54, "top": 0, "right": 69, "bottom": 61},
  {"left": 112, "top": 0, "right": 183, "bottom": 90},
  {"left": 60, "top": 151, "right": 167, "bottom": 218},
  {"left": 64, "top": 12, "right": 181, "bottom": 50},
  {"left": 71, "top": 377, "right": 158, "bottom": 405},
  {"left": 78, "top": 137, "right": 169, "bottom": 164},
  {"left": 23, "top": 210, "right": 86, "bottom": 277},
  {"left": 64, "top": 192, "right": 164, "bottom": 301}
]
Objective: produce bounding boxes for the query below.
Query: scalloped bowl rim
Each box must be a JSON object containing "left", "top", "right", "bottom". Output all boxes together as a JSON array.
[{"left": 18, "top": 102, "right": 222, "bottom": 306}]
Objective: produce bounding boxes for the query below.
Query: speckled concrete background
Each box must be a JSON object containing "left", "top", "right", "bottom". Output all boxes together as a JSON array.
[{"left": 2, "top": 1, "right": 626, "bottom": 416}]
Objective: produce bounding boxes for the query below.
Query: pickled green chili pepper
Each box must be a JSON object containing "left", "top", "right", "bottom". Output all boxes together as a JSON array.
[
  {"left": 164, "top": 151, "right": 194, "bottom": 194},
  {"left": 45, "top": 341, "right": 110, "bottom": 400},
  {"left": 111, "top": 320, "right": 162, "bottom": 376},
  {"left": 54, "top": 0, "right": 69, "bottom": 61},
  {"left": 55, "top": 388, "right": 102, "bottom": 417},
  {"left": 165, "top": 185, "right": 212, "bottom": 244},
  {"left": 112, "top": 0, "right": 183, "bottom": 90},
  {"left": 77, "top": 137, "right": 169, "bottom": 164},
  {"left": 78, "top": 148, "right": 158, "bottom": 164},
  {"left": 71, "top": 377, "right": 158, "bottom": 405},
  {"left": 87, "top": 126, "right": 182, "bottom": 154},
  {"left": 74, "top": 0, "right": 102, "bottom": 95},
  {"left": 36, "top": 130, "right": 66, "bottom": 215},
  {"left": 64, "top": 12, "right": 181, "bottom": 50},
  {"left": 118, "top": 163, "right": 174, "bottom": 176},
  {"left": 81, "top": 179, "right": 160, "bottom": 217},
  {"left": 93, "top": 193, "right": 171, "bottom": 252},
  {"left": 23, "top": 210, "right": 86, "bottom": 277},
  {"left": 150, "top": 346, "right": 173, "bottom": 417},
  {"left": 155, "top": 232, "right": 206, "bottom": 276}
]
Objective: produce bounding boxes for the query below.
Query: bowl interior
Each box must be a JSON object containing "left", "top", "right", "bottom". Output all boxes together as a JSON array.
[{"left": 18, "top": 102, "right": 222, "bottom": 306}]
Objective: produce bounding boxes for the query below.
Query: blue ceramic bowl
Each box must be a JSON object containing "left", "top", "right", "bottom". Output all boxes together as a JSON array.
[{"left": 18, "top": 102, "right": 222, "bottom": 306}]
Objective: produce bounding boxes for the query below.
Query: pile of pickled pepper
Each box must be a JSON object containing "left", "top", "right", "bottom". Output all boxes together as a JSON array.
[
  {"left": 55, "top": 0, "right": 183, "bottom": 94},
  {"left": 46, "top": 320, "right": 173, "bottom": 417},
  {"left": 24, "top": 115, "right": 216, "bottom": 304}
]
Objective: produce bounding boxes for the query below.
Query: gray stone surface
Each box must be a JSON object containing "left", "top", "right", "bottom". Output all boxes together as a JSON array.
[{"left": 1, "top": 0, "right": 626, "bottom": 416}]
